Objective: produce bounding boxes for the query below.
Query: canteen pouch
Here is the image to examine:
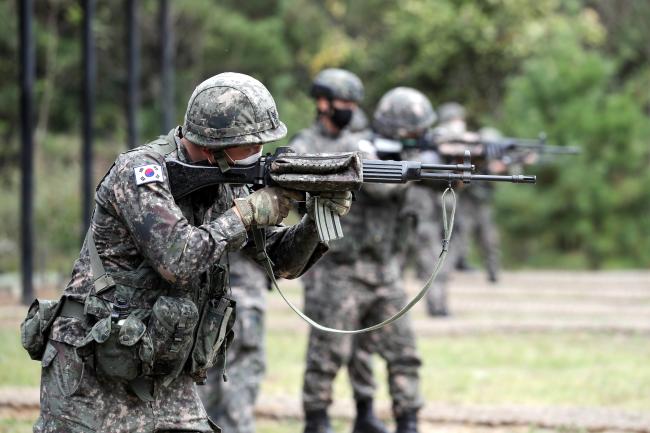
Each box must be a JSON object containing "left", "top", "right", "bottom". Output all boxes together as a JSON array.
[
  {"left": 147, "top": 296, "right": 199, "bottom": 382},
  {"left": 190, "top": 296, "right": 236, "bottom": 378},
  {"left": 21, "top": 298, "right": 62, "bottom": 361},
  {"left": 269, "top": 151, "right": 363, "bottom": 192}
]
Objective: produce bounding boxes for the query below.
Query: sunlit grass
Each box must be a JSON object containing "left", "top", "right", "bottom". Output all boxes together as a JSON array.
[{"left": 264, "top": 329, "right": 650, "bottom": 411}]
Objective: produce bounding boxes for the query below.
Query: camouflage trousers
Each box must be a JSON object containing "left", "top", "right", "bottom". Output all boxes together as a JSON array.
[
  {"left": 301, "top": 264, "right": 423, "bottom": 416},
  {"left": 403, "top": 185, "right": 457, "bottom": 315},
  {"left": 453, "top": 194, "right": 500, "bottom": 281},
  {"left": 198, "top": 305, "right": 265, "bottom": 433},
  {"left": 34, "top": 340, "right": 216, "bottom": 433}
]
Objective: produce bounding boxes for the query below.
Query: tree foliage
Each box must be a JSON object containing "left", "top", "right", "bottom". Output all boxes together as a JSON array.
[{"left": 1, "top": 0, "right": 648, "bottom": 271}]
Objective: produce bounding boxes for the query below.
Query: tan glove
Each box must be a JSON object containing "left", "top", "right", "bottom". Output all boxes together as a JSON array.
[
  {"left": 234, "top": 187, "right": 302, "bottom": 227},
  {"left": 307, "top": 191, "right": 353, "bottom": 219}
]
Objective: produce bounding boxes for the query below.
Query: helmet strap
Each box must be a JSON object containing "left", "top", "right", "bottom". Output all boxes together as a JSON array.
[{"left": 209, "top": 149, "right": 232, "bottom": 172}]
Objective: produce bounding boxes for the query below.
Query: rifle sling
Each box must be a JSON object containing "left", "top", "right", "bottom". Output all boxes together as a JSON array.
[{"left": 256, "top": 187, "right": 458, "bottom": 335}]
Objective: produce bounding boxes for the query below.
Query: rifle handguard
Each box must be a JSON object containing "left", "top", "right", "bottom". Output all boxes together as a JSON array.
[{"left": 269, "top": 152, "right": 363, "bottom": 192}]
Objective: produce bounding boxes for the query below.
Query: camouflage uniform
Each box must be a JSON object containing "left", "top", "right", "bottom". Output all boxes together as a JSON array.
[
  {"left": 35, "top": 73, "right": 328, "bottom": 433},
  {"left": 400, "top": 169, "right": 451, "bottom": 316},
  {"left": 452, "top": 128, "right": 503, "bottom": 282},
  {"left": 198, "top": 252, "right": 268, "bottom": 433},
  {"left": 293, "top": 87, "right": 430, "bottom": 427},
  {"left": 291, "top": 120, "right": 379, "bottom": 405},
  {"left": 403, "top": 103, "right": 469, "bottom": 316}
]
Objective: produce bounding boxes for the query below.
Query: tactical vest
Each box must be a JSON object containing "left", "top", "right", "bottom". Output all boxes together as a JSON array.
[{"left": 21, "top": 132, "right": 237, "bottom": 401}]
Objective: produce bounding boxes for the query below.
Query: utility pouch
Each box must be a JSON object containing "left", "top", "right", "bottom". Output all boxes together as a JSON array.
[
  {"left": 189, "top": 296, "right": 236, "bottom": 381},
  {"left": 92, "top": 313, "right": 147, "bottom": 382},
  {"left": 147, "top": 296, "right": 199, "bottom": 383},
  {"left": 20, "top": 298, "right": 62, "bottom": 360},
  {"left": 269, "top": 151, "right": 363, "bottom": 192}
]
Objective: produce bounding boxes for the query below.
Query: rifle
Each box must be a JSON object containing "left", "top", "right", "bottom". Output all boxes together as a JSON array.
[
  {"left": 432, "top": 132, "right": 581, "bottom": 163},
  {"left": 166, "top": 147, "right": 535, "bottom": 241}
]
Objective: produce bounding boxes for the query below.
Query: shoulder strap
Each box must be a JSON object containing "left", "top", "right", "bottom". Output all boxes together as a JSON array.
[
  {"left": 144, "top": 130, "right": 177, "bottom": 157},
  {"left": 85, "top": 228, "right": 115, "bottom": 295}
]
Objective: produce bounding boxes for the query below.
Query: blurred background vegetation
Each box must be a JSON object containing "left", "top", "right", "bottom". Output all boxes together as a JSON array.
[{"left": 0, "top": 0, "right": 649, "bottom": 275}]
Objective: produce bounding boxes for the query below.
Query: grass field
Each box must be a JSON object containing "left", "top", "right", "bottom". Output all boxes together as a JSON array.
[
  {"left": 263, "top": 330, "right": 650, "bottom": 411},
  {"left": 3, "top": 270, "right": 650, "bottom": 432},
  {"left": 5, "top": 325, "right": 650, "bottom": 411}
]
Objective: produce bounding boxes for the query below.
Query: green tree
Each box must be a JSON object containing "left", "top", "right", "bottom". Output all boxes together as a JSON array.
[{"left": 496, "top": 28, "right": 650, "bottom": 268}]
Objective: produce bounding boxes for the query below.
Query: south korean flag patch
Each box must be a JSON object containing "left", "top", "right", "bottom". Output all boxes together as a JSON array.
[{"left": 134, "top": 164, "right": 164, "bottom": 186}]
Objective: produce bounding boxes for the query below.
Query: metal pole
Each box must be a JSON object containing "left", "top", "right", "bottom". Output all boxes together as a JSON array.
[
  {"left": 160, "top": 0, "right": 174, "bottom": 132},
  {"left": 81, "top": 0, "right": 96, "bottom": 235},
  {"left": 126, "top": 0, "right": 140, "bottom": 148},
  {"left": 19, "top": 0, "right": 35, "bottom": 305}
]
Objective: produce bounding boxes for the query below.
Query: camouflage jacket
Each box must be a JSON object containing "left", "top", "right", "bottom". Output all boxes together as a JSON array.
[
  {"left": 54, "top": 127, "right": 327, "bottom": 345},
  {"left": 290, "top": 121, "right": 407, "bottom": 285}
]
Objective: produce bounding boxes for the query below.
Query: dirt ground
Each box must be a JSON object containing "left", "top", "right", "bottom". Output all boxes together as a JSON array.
[{"left": 2, "top": 270, "right": 649, "bottom": 432}]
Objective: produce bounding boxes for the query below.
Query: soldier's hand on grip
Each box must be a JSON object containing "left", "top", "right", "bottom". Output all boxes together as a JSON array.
[
  {"left": 234, "top": 187, "right": 302, "bottom": 227},
  {"left": 307, "top": 191, "right": 353, "bottom": 218}
]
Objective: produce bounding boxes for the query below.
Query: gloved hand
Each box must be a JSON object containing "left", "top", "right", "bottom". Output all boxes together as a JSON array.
[
  {"left": 234, "top": 187, "right": 302, "bottom": 227},
  {"left": 307, "top": 191, "right": 353, "bottom": 219}
]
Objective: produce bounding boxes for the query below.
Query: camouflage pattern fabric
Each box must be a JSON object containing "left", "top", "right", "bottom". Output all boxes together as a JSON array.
[
  {"left": 35, "top": 128, "right": 327, "bottom": 433},
  {"left": 311, "top": 68, "right": 364, "bottom": 102},
  {"left": 290, "top": 120, "right": 423, "bottom": 417},
  {"left": 401, "top": 183, "right": 456, "bottom": 316},
  {"left": 199, "top": 252, "right": 268, "bottom": 433},
  {"left": 452, "top": 187, "right": 500, "bottom": 282},
  {"left": 373, "top": 87, "right": 436, "bottom": 140},
  {"left": 183, "top": 72, "right": 287, "bottom": 149},
  {"left": 291, "top": 120, "right": 378, "bottom": 401}
]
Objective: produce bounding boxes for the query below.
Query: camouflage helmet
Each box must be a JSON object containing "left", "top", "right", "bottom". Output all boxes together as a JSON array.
[
  {"left": 437, "top": 102, "right": 466, "bottom": 124},
  {"left": 310, "top": 68, "right": 364, "bottom": 103},
  {"left": 479, "top": 126, "right": 503, "bottom": 141},
  {"left": 183, "top": 72, "right": 287, "bottom": 149},
  {"left": 373, "top": 87, "right": 436, "bottom": 139}
]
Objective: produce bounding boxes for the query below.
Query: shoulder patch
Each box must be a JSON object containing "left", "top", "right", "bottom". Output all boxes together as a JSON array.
[{"left": 134, "top": 164, "right": 164, "bottom": 185}]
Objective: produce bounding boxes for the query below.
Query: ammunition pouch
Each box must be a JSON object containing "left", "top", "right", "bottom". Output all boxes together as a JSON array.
[
  {"left": 147, "top": 296, "right": 198, "bottom": 383},
  {"left": 189, "top": 296, "right": 236, "bottom": 384},
  {"left": 78, "top": 227, "right": 235, "bottom": 389},
  {"left": 20, "top": 298, "right": 63, "bottom": 360},
  {"left": 269, "top": 151, "right": 363, "bottom": 192},
  {"left": 91, "top": 315, "right": 144, "bottom": 382}
]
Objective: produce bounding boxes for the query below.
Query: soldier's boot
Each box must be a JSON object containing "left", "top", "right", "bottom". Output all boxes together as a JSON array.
[
  {"left": 304, "top": 409, "right": 334, "bottom": 433},
  {"left": 394, "top": 410, "right": 419, "bottom": 433},
  {"left": 352, "top": 399, "right": 389, "bottom": 433},
  {"left": 426, "top": 284, "right": 449, "bottom": 317},
  {"left": 487, "top": 268, "right": 498, "bottom": 284}
]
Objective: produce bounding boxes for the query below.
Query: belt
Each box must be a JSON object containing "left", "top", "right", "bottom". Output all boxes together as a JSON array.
[{"left": 59, "top": 297, "right": 86, "bottom": 320}]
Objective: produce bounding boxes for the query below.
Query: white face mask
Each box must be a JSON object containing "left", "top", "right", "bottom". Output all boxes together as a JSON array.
[{"left": 227, "top": 148, "right": 263, "bottom": 166}]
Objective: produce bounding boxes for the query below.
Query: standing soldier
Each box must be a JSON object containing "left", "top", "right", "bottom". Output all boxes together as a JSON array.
[
  {"left": 435, "top": 103, "right": 501, "bottom": 283},
  {"left": 295, "top": 84, "right": 433, "bottom": 433},
  {"left": 291, "top": 68, "right": 388, "bottom": 433},
  {"left": 199, "top": 252, "right": 268, "bottom": 433},
  {"left": 28, "top": 72, "right": 352, "bottom": 433}
]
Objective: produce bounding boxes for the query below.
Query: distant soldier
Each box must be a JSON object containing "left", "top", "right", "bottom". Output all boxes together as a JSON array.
[
  {"left": 199, "top": 252, "right": 268, "bottom": 433},
  {"left": 294, "top": 84, "right": 433, "bottom": 433},
  {"left": 435, "top": 103, "right": 501, "bottom": 283},
  {"left": 291, "top": 68, "right": 388, "bottom": 433},
  {"left": 455, "top": 126, "right": 504, "bottom": 283}
]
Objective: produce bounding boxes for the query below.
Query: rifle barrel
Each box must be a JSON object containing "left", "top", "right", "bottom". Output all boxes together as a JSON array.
[{"left": 418, "top": 173, "right": 536, "bottom": 184}]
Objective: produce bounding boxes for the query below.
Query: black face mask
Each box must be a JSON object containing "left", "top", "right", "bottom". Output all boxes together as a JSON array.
[{"left": 330, "top": 107, "right": 353, "bottom": 130}]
